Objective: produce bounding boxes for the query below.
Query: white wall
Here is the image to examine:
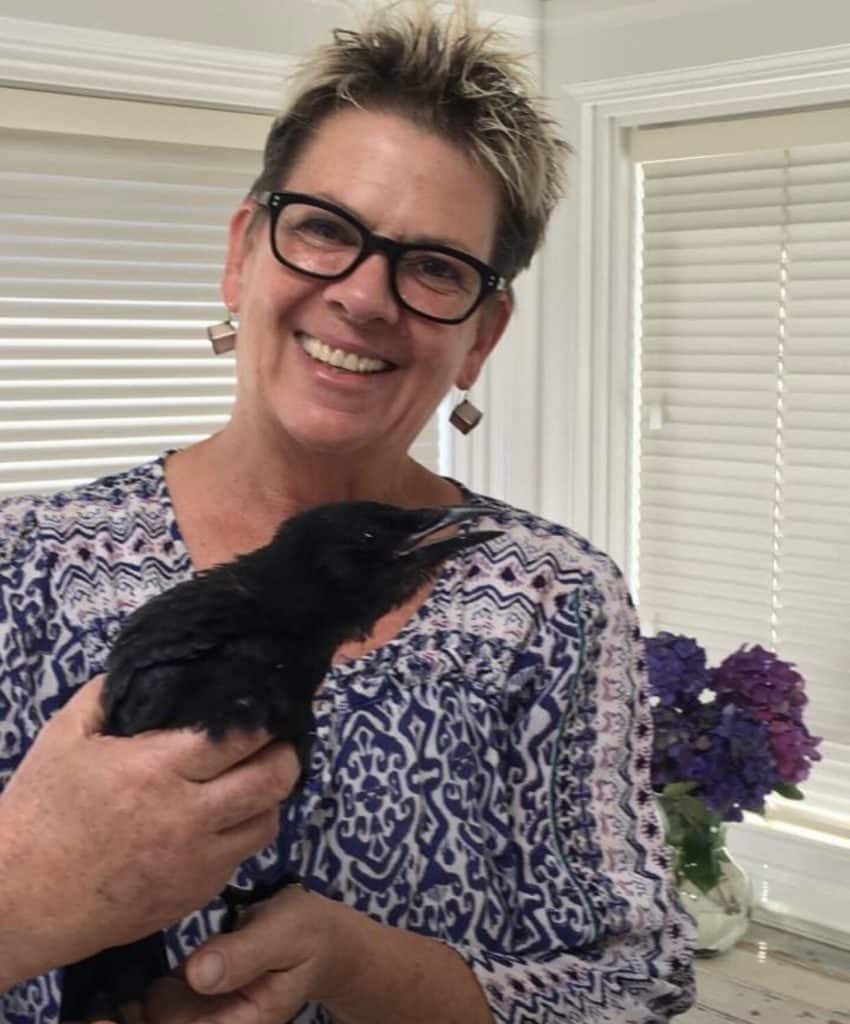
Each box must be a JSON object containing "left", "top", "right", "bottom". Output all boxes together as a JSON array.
[
  {"left": 0, "top": 0, "right": 538, "bottom": 55},
  {"left": 0, "top": 0, "right": 345, "bottom": 53},
  {"left": 547, "top": 0, "right": 850, "bottom": 83}
]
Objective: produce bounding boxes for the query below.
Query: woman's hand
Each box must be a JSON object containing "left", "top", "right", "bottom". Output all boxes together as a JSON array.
[
  {"left": 144, "top": 887, "right": 495, "bottom": 1024},
  {"left": 145, "top": 886, "right": 358, "bottom": 1024},
  {"left": 0, "top": 675, "right": 301, "bottom": 991}
]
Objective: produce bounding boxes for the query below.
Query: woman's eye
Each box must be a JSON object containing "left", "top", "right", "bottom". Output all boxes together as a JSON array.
[
  {"left": 282, "top": 207, "right": 360, "bottom": 248},
  {"left": 300, "top": 217, "right": 348, "bottom": 242},
  {"left": 418, "top": 257, "right": 459, "bottom": 282},
  {"left": 403, "top": 256, "right": 466, "bottom": 293}
]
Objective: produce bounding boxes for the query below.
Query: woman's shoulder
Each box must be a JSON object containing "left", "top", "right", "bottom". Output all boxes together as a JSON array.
[{"left": 0, "top": 456, "right": 174, "bottom": 572}]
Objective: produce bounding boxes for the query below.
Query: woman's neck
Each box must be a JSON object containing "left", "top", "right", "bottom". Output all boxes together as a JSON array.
[{"left": 164, "top": 423, "right": 463, "bottom": 570}]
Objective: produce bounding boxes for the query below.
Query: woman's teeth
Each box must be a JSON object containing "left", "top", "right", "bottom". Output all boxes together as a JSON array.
[{"left": 299, "top": 335, "right": 390, "bottom": 374}]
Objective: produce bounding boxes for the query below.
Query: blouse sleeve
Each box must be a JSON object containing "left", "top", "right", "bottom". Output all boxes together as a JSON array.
[
  {"left": 0, "top": 498, "right": 50, "bottom": 794},
  {"left": 452, "top": 554, "right": 696, "bottom": 1022}
]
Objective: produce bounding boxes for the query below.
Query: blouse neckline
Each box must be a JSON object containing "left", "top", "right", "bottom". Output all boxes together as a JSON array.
[{"left": 151, "top": 450, "right": 499, "bottom": 678}]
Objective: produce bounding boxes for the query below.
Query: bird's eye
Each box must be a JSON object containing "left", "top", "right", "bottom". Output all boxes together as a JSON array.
[{"left": 362, "top": 531, "right": 376, "bottom": 543}]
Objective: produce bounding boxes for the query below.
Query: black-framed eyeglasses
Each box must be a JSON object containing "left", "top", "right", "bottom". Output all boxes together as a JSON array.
[{"left": 252, "top": 191, "right": 508, "bottom": 325}]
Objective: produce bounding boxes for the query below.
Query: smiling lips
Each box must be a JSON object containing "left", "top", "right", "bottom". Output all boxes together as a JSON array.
[{"left": 298, "top": 332, "right": 392, "bottom": 374}]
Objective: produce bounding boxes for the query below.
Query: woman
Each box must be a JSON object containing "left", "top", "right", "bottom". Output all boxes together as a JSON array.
[{"left": 0, "top": 4, "right": 695, "bottom": 1022}]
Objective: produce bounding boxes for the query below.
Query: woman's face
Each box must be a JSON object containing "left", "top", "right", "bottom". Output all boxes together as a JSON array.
[{"left": 222, "top": 107, "right": 511, "bottom": 459}]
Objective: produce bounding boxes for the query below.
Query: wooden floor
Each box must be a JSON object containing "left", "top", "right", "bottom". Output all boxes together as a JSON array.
[{"left": 680, "top": 922, "right": 850, "bottom": 1023}]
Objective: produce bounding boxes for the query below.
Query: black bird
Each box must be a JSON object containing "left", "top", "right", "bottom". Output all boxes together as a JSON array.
[{"left": 59, "top": 499, "right": 499, "bottom": 1022}]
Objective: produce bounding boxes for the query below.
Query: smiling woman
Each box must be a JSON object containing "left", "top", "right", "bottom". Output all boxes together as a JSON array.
[
  {"left": 206, "top": 106, "right": 510, "bottom": 485},
  {"left": 0, "top": 4, "right": 695, "bottom": 1024}
]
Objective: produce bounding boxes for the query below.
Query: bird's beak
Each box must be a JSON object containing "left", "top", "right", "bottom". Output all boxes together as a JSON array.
[{"left": 396, "top": 504, "right": 502, "bottom": 557}]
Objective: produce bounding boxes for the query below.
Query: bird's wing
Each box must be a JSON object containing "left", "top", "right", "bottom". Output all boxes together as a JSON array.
[{"left": 102, "top": 568, "right": 262, "bottom": 736}]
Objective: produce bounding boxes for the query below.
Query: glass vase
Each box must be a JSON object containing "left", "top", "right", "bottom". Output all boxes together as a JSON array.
[{"left": 678, "top": 846, "right": 752, "bottom": 956}]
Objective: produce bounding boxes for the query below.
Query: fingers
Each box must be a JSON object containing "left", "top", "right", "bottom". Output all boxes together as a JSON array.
[
  {"left": 166, "top": 727, "right": 278, "bottom": 783},
  {"left": 222, "top": 968, "right": 314, "bottom": 1024},
  {"left": 187, "top": 887, "right": 313, "bottom": 986},
  {"left": 179, "top": 888, "right": 341, "bottom": 1024},
  {"left": 148, "top": 969, "right": 292, "bottom": 1024},
  {"left": 179, "top": 965, "right": 312, "bottom": 1024},
  {"left": 114, "top": 1002, "right": 145, "bottom": 1024},
  {"left": 202, "top": 742, "right": 301, "bottom": 832},
  {"left": 145, "top": 975, "right": 233, "bottom": 1024}
]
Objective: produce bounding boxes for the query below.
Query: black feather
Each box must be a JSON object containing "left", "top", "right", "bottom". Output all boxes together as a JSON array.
[{"left": 59, "top": 499, "right": 499, "bottom": 1022}]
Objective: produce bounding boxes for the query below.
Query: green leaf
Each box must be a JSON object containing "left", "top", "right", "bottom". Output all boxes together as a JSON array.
[
  {"left": 662, "top": 810, "right": 688, "bottom": 848},
  {"left": 661, "top": 781, "right": 699, "bottom": 798},
  {"left": 681, "top": 856, "right": 723, "bottom": 893},
  {"left": 678, "top": 827, "right": 726, "bottom": 892},
  {"left": 663, "top": 793, "right": 719, "bottom": 830},
  {"left": 655, "top": 791, "right": 730, "bottom": 892},
  {"left": 774, "top": 782, "right": 805, "bottom": 800}
]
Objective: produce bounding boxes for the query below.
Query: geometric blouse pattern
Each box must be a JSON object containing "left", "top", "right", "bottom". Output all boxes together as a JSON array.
[{"left": 0, "top": 457, "right": 695, "bottom": 1023}]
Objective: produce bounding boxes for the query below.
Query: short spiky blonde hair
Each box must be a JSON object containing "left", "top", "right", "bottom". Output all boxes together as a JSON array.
[{"left": 249, "top": 1, "right": 569, "bottom": 281}]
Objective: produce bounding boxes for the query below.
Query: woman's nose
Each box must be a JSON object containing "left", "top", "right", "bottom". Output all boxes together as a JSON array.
[{"left": 322, "top": 252, "right": 400, "bottom": 324}]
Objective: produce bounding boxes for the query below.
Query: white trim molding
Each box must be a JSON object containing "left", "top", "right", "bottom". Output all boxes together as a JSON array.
[
  {"left": 543, "top": 42, "right": 850, "bottom": 572},
  {"left": 569, "top": 42, "right": 850, "bottom": 119},
  {"left": 0, "top": 16, "right": 293, "bottom": 112},
  {"left": 543, "top": 42, "right": 850, "bottom": 942}
]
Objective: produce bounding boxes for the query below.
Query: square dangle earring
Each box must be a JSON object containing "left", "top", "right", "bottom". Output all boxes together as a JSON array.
[
  {"left": 207, "top": 310, "right": 238, "bottom": 354},
  {"left": 450, "top": 394, "right": 483, "bottom": 434}
]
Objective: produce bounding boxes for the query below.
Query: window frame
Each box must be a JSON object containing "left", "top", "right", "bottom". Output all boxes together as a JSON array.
[{"left": 550, "top": 44, "right": 850, "bottom": 950}]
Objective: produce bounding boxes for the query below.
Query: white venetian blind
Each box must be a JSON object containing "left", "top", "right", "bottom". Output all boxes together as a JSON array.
[
  {"left": 634, "top": 110, "right": 850, "bottom": 829},
  {"left": 0, "top": 90, "right": 441, "bottom": 498}
]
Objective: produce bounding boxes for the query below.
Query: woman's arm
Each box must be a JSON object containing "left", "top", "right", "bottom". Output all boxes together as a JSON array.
[
  {"left": 448, "top": 554, "right": 697, "bottom": 1022},
  {"left": 0, "top": 677, "right": 300, "bottom": 994},
  {"left": 0, "top": 496, "right": 301, "bottom": 1000}
]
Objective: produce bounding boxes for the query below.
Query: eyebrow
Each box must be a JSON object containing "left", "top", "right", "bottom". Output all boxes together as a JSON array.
[{"left": 308, "top": 190, "right": 481, "bottom": 255}]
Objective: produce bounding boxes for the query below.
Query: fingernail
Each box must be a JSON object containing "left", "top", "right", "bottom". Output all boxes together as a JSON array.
[{"left": 193, "top": 950, "right": 226, "bottom": 991}]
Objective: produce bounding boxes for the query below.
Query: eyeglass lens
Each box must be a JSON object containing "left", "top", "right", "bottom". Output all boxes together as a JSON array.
[{"left": 274, "top": 202, "right": 483, "bottom": 321}]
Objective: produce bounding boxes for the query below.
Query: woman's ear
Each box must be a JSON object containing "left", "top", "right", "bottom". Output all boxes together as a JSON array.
[
  {"left": 221, "top": 201, "right": 260, "bottom": 310},
  {"left": 456, "top": 290, "right": 514, "bottom": 391}
]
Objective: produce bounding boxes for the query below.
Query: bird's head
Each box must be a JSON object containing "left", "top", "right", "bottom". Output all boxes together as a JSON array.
[{"left": 252, "top": 500, "right": 502, "bottom": 645}]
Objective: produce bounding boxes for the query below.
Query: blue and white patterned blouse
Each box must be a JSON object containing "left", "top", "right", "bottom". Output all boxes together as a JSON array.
[{"left": 0, "top": 455, "right": 695, "bottom": 1024}]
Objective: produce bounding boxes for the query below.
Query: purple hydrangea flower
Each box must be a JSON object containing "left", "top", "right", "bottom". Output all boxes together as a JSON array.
[
  {"left": 711, "top": 645, "right": 822, "bottom": 784},
  {"left": 650, "top": 704, "right": 700, "bottom": 790},
  {"left": 698, "top": 703, "right": 776, "bottom": 820},
  {"left": 644, "top": 632, "right": 710, "bottom": 709},
  {"left": 645, "top": 633, "right": 822, "bottom": 889},
  {"left": 651, "top": 700, "right": 775, "bottom": 821}
]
